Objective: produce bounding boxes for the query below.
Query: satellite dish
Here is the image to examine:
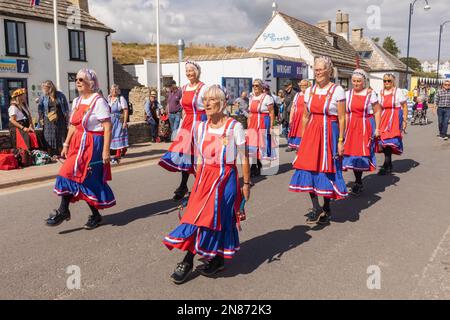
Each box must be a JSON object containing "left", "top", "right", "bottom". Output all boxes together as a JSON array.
[{"left": 44, "top": 42, "right": 52, "bottom": 50}]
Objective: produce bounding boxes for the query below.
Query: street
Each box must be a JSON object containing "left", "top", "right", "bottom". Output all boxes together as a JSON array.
[{"left": 1, "top": 113, "right": 450, "bottom": 300}]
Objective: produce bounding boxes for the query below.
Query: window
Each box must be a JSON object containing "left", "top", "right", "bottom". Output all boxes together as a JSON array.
[
  {"left": 358, "top": 51, "right": 373, "bottom": 59},
  {"left": 68, "top": 73, "right": 79, "bottom": 102},
  {"left": 4, "top": 20, "right": 28, "bottom": 56},
  {"left": 69, "top": 30, "right": 86, "bottom": 61}
]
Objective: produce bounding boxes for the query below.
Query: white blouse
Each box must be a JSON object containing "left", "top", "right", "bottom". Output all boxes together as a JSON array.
[
  {"left": 378, "top": 88, "right": 407, "bottom": 108},
  {"left": 345, "top": 89, "right": 379, "bottom": 114},
  {"left": 304, "top": 84, "right": 346, "bottom": 115},
  {"left": 8, "top": 105, "right": 28, "bottom": 121},
  {"left": 71, "top": 94, "right": 111, "bottom": 132},
  {"left": 249, "top": 94, "right": 274, "bottom": 113}
]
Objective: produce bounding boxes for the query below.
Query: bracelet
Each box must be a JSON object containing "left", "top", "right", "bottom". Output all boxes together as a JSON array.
[
  {"left": 63, "top": 143, "right": 70, "bottom": 148},
  {"left": 338, "top": 137, "right": 344, "bottom": 142},
  {"left": 243, "top": 182, "right": 251, "bottom": 185}
]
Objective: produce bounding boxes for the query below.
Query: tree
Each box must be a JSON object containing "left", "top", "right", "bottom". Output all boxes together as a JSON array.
[
  {"left": 400, "top": 57, "right": 423, "bottom": 72},
  {"left": 383, "top": 36, "right": 401, "bottom": 57},
  {"left": 372, "top": 37, "right": 380, "bottom": 43}
]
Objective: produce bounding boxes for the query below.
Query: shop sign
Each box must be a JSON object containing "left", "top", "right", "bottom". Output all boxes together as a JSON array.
[
  {"left": 273, "top": 60, "right": 307, "bottom": 79},
  {"left": 0, "top": 59, "right": 29, "bottom": 74}
]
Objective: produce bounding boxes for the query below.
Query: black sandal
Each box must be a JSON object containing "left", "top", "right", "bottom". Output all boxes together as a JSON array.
[{"left": 46, "top": 209, "right": 71, "bottom": 227}]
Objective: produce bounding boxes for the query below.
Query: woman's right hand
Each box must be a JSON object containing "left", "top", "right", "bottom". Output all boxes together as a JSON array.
[
  {"left": 242, "top": 184, "right": 251, "bottom": 201},
  {"left": 61, "top": 145, "right": 69, "bottom": 159}
]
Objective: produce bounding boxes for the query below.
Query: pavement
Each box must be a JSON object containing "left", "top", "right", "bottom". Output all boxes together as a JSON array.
[
  {"left": 1, "top": 113, "right": 450, "bottom": 299},
  {"left": 0, "top": 142, "right": 170, "bottom": 189}
]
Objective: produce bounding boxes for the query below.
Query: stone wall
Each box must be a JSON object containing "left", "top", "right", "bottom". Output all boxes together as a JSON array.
[{"left": 0, "top": 122, "right": 152, "bottom": 150}]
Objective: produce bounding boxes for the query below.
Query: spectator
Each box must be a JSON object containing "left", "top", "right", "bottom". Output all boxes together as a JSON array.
[
  {"left": 233, "top": 91, "right": 249, "bottom": 117},
  {"left": 165, "top": 80, "right": 182, "bottom": 141},
  {"left": 145, "top": 90, "right": 163, "bottom": 143},
  {"left": 281, "top": 80, "right": 297, "bottom": 137},
  {"left": 108, "top": 84, "right": 129, "bottom": 163},
  {"left": 38, "top": 80, "right": 70, "bottom": 156},
  {"left": 435, "top": 80, "right": 450, "bottom": 140}
]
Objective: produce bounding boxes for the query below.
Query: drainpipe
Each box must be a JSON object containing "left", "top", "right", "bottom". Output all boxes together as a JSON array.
[{"left": 105, "top": 32, "right": 111, "bottom": 90}]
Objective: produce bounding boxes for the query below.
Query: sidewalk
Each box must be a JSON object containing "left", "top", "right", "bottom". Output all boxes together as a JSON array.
[{"left": 0, "top": 142, "right": 170, "bottom": 190}]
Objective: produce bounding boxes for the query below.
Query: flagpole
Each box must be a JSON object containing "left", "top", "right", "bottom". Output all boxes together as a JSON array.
[
  {"left": 53, "top": 0, "right": 61, "bottom": 90},
  {"left": 156, "top": 0, "right": 161, "bottom": 102}
]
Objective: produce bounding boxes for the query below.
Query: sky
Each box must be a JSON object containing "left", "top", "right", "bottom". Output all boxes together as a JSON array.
[{"left": 90, "top": 0, "right": 450, "bottom": 61}]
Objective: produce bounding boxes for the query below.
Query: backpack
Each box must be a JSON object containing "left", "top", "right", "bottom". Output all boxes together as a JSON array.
[
  {"left": 0, "top": 149, "right": 19, "bottom": 170},
  {"left": 14, "top": 148, "right": 33, "bottom": 167},
  {"left": 31, "top": 150, "right": 52, "bottom": 166}
]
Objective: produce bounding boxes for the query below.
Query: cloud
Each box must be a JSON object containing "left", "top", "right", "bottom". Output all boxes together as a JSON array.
[{"left": 90, "top": 0, "right": 450, "bottom": 60}]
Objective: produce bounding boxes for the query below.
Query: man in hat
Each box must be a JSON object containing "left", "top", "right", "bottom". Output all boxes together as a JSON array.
[
  {"left": 144, "top": 90, "right": 163, "bottom": 142},
  {"left": 165, "top": 80, "right": 182, "bottom": 141},
  {"left": 281, "top": 80, "right": 297, "bottom": 137}
]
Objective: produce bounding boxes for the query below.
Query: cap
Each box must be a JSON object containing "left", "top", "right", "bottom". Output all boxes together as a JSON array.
[{"left": 150, "top": 90, "right": 157, "bottom": 97}]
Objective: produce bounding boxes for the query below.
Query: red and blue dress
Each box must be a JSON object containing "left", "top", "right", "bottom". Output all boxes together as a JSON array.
[
  {"left": 246, "top": 93, "right": 277, "bottom": 161},
  {"left": 164, "top": 118, "right": 246, "bottom": 259},
  {"left": 377, "top": 88, "right": 406, "bottom": 155},
  {"left": 159, "top": 82, "right": 207, "bottom": 173},
  {"left": 342, "top": 89, "right": 378, "bottom": 172},
  {"left": 288, "top": 92, "right": 305, "bottom": 149},
  {"left": 289, "top": 84, "right": 348, "bottom": 199},
  {"left": 54, "top": 94, "right": 116, "bottom": 209}
]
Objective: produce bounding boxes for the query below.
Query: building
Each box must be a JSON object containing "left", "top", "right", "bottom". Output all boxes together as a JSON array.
[
  {"left": 350, "top": 28, "right": 410, "bottom": 92},
  {"left": 0, "top": 0, "right": 114, "bottom": 130},
  {"left": 421, "top": 60, "right": 450, "bottom": 78},
  {"left": 113, "top": 59, "right": 141, "bottom": 103},
  {"left": 124, "top": 52, "right": 308, "bottom": 103},
  {"left": 249, "top": 11, "right": 369, "bottom": 90}
]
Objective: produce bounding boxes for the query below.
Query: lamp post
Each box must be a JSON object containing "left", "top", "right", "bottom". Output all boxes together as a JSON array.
[
  {"left": 177, "top": 39, "right": 185, "bottom": 86},
  {"left": 156, "top": 0, "right": 161, "bottom": 102},
  {"left": 406, "top": 0, "right": 431, "bottom": 89},
  {"left": 437, "top": 21, "right": 450, "bottom": 80}
]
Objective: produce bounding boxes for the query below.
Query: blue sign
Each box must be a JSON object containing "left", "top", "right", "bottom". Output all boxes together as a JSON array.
[
  {"left": 273, "top": 60, "right": 307, "bottom": 79},
  {"left": 16, "top": 59, "right": 29, "bottom": 73}
]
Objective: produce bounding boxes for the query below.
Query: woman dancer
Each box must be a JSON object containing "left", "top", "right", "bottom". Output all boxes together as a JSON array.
[{"left": 287, "top": 79, "right": 310, "bottom": 152}]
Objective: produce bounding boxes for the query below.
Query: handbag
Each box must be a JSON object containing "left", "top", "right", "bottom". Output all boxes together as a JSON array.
[{"left": 47, "top": 110, "right": 58, "bottom": 122}]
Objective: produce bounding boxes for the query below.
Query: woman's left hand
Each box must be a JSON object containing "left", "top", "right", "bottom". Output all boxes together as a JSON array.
[
  {"left": 402, "top": 121, "right": 408, "bottom": 132},
  {"left": 338, "top": 141, "right": 344, "bottom": 156},
  {"left": 103, "top": 150, "right": 111, "bottom": 164},
  {"left": 122, "top": 122, "right": 128, "bottom": 129},
  {"left": 374, "top": 129, "right": 380, "bottom": 138},
  {"left": 242, "top": 184, "right": 251, "bottom": 201}
]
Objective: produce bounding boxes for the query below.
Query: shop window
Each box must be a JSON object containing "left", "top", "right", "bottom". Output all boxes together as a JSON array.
[
  {"left": 69, "top": 30, "right": 86, "bottom": 61},
  {"left": 5, "top": 20, "right": 28, "bottom": 57},
  {"left": 68, "top": 73, "right": 79, "bottom": 102}
]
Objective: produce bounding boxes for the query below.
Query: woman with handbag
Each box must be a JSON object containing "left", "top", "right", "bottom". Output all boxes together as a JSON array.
[
  {"left": 38, "top": 81, "right": 70, "bottom": 156},
  {"left": 8, "top": 88, "right": 39, "bottom": 152},
  {"left": 108, "top": 84, "right": 129, "bottom": 163}
]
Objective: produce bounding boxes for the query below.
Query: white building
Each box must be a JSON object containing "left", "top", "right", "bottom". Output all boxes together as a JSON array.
[
  {"left": 0, "top": 0, "right": 114, "bottom": 130},
  {"left": 124, "top": 52, "right": 308, "bottom": 102},
  {"left": 422, "top": 60, "right": 450, "bottom": 78}
]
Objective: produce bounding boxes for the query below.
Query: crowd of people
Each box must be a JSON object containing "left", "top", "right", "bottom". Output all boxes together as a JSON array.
[{"left": 4, "top": 55, "right": 450, "bottom": 285}]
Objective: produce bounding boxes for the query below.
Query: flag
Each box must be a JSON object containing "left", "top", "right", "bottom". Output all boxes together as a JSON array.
[{"left": 30, "top": 0, "right": 41, "bottom": 6}]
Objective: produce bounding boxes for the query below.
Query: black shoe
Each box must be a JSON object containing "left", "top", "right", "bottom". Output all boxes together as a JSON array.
[
  {"left": 84, "top": 215, "right": 102, "bottom": 230},
  {"left": 318, "top": 212, "right": 331, "bottom": 225},
  {"left": 173, "top": 186, "right": 188, "bottom": 201},
  {"left": 306, "top": 208, "right": 324, "bottom": 225},
  {"left": 171, "top": 262, "right": 193, "bottom": 284},
  {"left": 378, "top": 166, "right": 387, "bottom": 176},
  {"left": 200, "top": 256, "right": 225, "bottom": 277},
  {"left": 351, "top": 183, "right": 363, "bottom": 196},
  {"left": 286, "top": 147, "right": 294, "bottom": 152},
  {"left": 46, "top": 209, "right": 71, "bottom": 227}
]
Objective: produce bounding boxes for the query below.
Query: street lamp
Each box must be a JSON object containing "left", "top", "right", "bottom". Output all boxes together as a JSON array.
[
  {"left": 177, "top": 39, "right": 185, "bottom": 86},
  {"left": 406, "top": 0, "right": 431, "bottom": 89},
  {"left": 437, "top": 21, "right": 450, "bottom": 80}
]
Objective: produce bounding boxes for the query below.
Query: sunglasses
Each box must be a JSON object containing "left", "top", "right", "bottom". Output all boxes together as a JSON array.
[
  {"left": 252, "top": 84, "right": 260, "bottom": 88},
  {"left": 76, "top": 78, "right": 85, "bottom": 83},
  {"left": 383, "top": 80, "right": 392, "bottom": 83}
]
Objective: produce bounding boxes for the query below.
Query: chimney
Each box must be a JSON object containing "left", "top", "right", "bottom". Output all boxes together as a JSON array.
[
  {"left": 336, "top": 10, "right": 349, "bottom": 41},
  {"left": 272, "top": 2, "right": 278, "bottom": 17},
  {"left": 69, "top": 0, "right": 89, "bottom": 13},
  {"left": 351, "top": 28, "right": 363, "bottom": 43},
  {"left": 317, "top": 20, "right": 331, "bottom": 34}
]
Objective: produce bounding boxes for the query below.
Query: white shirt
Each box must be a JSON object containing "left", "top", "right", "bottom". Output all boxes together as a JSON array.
[
  {"left": 206, "top": 121, "right": 246, "bottom": 146},
  {"left": 378, "top": 88, "right": 407, "bottom": 108},
  {"left": 184, "top": 83, "right": 208, "bottom": 111},
  {"left": 8, "top": 105, "right": 28, "bottom": 121},
  {"left": 304, "top": 84, "right": 346, "bottom": 115},
  {"left": 345, "top": 89, "right": 379, "bottom": 114},
  {"left": 71, "top": 94, "right": 111, "bottom": 132},
  {"left": 250, "top": 94, "right": 274, "bottom": 113}
]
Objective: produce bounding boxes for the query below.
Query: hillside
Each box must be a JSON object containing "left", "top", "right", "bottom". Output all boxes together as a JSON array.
[{"left": 113, "top": 42, "right": 248, "bottom": 65}]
